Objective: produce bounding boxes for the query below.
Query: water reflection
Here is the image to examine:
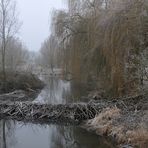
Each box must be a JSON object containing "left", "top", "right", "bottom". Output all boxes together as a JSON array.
[
  {"left": 0, "top": 77, "right": 116, "bottom": 148},
  {"left": 0, "top": 120, "right": 17, "bottom": 148},
  {"left": 34, "top": 76, "right": 71, "bottom": 104},
  {"left": 50, "top": 126, "right": 115, "bottom": 148},
  {"left": 35, "top": 76, "right": 89, "bottom": 104},
  {"left": 0, "top": 120, "right": 115, "bottom": 148}
]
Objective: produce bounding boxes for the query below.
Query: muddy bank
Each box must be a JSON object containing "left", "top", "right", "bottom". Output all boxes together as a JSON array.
[
  {"left": 0, "top": 72, "right": 44, "bottom": 101},
  {"left": 82, "top": 95, "right": 148, "bottom": 148}
]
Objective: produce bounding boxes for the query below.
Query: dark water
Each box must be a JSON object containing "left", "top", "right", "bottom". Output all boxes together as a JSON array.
[{"left": 0, "top": 76, "right": 115, "bottom": 148}]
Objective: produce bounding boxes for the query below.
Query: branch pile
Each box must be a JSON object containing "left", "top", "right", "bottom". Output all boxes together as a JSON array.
[
  {"left": 0, "top": 101, "right": 107, "bottom": 124},
  {"left": 0, "top": 95, "right": 146, "bottom": 125}
]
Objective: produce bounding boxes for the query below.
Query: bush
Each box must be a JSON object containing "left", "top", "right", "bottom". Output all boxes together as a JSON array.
[{"left": 0, "top": 71, "right": 44, "bottom": 93}]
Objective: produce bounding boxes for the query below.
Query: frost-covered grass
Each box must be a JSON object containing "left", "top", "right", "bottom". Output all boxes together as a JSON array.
[{"left": 83, "top": 97, "right": 148, "bottom": 148}]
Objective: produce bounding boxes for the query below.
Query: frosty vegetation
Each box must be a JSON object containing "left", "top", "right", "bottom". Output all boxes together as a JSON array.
[{"left": 39, "top": 0, "right": 148, "bottom": 97}]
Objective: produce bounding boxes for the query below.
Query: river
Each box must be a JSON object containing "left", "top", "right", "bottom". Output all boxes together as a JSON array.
[{"left": 0, "top": 76, "right": 116, "bottom": 148}]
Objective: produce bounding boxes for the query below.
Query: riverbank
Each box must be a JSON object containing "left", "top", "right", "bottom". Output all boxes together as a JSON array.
[
  {"left": 82, "top": 95, "right": 148, "bottom": 148},
  {"left": 0, "top": 72, "right": 44, "bottom": 101},
  {"left": 0, "top": 93, "right": 147, "bottom": 148},
  {"left": 0, "top": 72, "right": 147, "bottom": 147}
]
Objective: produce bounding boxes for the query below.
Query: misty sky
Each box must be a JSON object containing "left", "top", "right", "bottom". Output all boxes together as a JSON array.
[{"left": 17, "top": 0, "right": 67, "bottom": 51}]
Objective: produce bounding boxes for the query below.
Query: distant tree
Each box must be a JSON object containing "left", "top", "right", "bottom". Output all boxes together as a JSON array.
[
  {"left": 6, "top": 38, "right": 29, "bottom": 72},
  {"left": 40, "top": 35, "right": 58, "bottom": 72},
  {"left": 0, "top": 0, "right": 20, "bottom": 88}
]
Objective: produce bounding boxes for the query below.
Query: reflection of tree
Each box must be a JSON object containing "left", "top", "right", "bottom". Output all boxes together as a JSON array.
[
  {"left": 3, "top": 121, "right": 7, "bottom": 148},
  {"left": 47, "top": 78, "right": 72, "bottom": 104},
  {"left": 0, "top": 120, "right": 7, "bottom": 148},
  {"left": 43, "top": 77, "right": 61, "bottom": 104},
  {"left": 50, "top": 125, "right": 115, "bottom": 148},
  {"left": 0, "top": 120, "right": 17, "bottom": 148},
  {"left": 40, "top": 77, "right": 115, "bottom": 148},
  {"left": 37, "top": 76, "right": 88, "bottom": 104},
  {"left": 50, "top": 126, "right": 77, "bottom": 148},
  {"left": 70, "top": 81, "right": 86, "bottom": 101},
  {"left": 48, "top": 78, "right": 59, "bottom": 103},
  {"left": 40, "top": 77, "right": 71, "bottom": 104}
]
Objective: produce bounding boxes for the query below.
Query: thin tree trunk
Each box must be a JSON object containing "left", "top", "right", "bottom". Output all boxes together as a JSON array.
[
  {"left": 2, "top": 49, "right": 6, "bottom": 91},
  {"left": 1, "top": 0, "right": 7, "bottom": 92}
]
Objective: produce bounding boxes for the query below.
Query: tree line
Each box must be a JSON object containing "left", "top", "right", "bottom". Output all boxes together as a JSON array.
[
  {"left": 39, "top": 0, "right": 148, "bottom": 97},
  {"left": 0, "top": 0, "right": 34, "bottom": 91}
]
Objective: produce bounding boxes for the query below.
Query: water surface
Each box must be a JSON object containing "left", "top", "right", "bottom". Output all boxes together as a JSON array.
[{"left": 0, "top": 76, "right": 115, "bottom": 148}]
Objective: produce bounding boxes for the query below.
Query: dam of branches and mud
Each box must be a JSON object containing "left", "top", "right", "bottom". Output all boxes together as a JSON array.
[
  {"left": 0, "top": 94, "right": 145, "bottom": 125},
  {"left": 0, "top": 101, "right": 105, "bottom": 124}
]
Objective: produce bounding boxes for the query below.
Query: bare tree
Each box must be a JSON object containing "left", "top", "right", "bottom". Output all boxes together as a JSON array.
[
  {"left": 6, "top": 37, "right": 29, "bottom": 72},
  {"left": 40, "top": 35, "right": 58, "bottom": 73},
  {"left": 0, "top": 0, "right": 20, "bottom": 89}
]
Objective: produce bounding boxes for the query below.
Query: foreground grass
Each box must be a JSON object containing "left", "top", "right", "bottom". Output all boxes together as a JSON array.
[{"left": 83, "top": 97, "right": 148, "bottom": 148}]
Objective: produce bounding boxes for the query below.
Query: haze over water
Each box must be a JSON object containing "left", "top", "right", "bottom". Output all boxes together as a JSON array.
[{"left": 17, "top": 0, "right": 67, "bottom": 51}]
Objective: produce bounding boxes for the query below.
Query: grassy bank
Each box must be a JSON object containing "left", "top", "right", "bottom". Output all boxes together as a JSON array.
[
  {"left": 0, "top": 72, "right": 44, "bottom": 93},
  {"left": 0, "top": 72, "right": 44, "bottom": 101},
  {"left": 83, "top": 96, "right": 148, "bottom": 148}
]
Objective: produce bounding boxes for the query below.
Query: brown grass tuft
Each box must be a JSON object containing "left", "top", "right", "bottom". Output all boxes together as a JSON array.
[
  {"left": 127, "top": 128, "right": 148, "bottom": 148},
  {"left": 84, "top": 107, "right": 148, "bottom": 147},
  {"left": 86, "top": 107, "right": 121, "bottom": 136}
]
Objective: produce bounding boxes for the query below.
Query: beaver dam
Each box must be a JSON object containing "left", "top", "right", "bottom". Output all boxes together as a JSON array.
[
  {"left": 0, "top": 75, "right": 147, "bottom": 148},
  {"left": 0, "top": 78, "right": 118, "bottom": 148},
  {"left": 0, "top": 101, "right": 106, "bottom": 124},
  {"left": 0, "top": 94, "right": 145, "bottom": 125}
]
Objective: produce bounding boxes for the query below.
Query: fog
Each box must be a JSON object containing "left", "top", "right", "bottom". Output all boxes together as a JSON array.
[{"left": 17, "top": 0, "right": 67, "bottom": 51}]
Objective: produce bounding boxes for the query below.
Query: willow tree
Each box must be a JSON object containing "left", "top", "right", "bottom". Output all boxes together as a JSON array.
[{"left": 42, "top": 0, "right": 148, "bottom": 97}]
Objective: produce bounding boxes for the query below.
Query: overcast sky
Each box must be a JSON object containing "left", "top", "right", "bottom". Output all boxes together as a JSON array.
[{"left": 17, "top": 0, "right": 67, "bottom": 51}]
